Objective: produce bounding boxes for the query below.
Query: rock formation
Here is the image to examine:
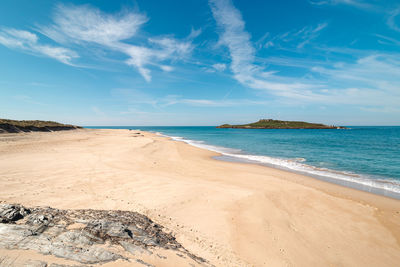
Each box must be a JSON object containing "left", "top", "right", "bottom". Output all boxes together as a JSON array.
[{"left": 0, "top": 203, "right": 209, "bottom": 266}]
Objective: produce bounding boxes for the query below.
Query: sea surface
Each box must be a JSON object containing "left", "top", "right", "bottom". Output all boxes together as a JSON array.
[{"left": 87, "top": 126, "right": 400, "bottom": 199}]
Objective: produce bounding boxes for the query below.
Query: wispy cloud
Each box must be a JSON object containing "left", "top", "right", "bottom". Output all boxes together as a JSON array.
[
  {"left": 209, "top": 0, "right": 315, "bottom": 97},
  {"left": 209, "top": 0, "right": 400, "bottom": 110},
  {"left": 387, "top": 8, "right": 400, "bottom": 32},
  {"left": 311, "top": 1, "right": 400, "bottom": 40},
  {"left": 302, "top": 53, "right": 400, "bottom": 108},
  {"left": 375, "top": 34, "right": 400, "bottom": 46},
  {"left": 179, "top": 98, "right": 271, "bottom": 107},
  {"left": 309, "top": 0, "right": 375, "bottom": 10},
  {"left": 209, "top": 0, "right": 256, "bottom": 81},
  {"left": 260, "top": 22, "right": 328, "bottom": 50},
  {"left": 112, "top": 88, "right": 271, "bottom": 108},
  {"left": 0, "top": 28, "right": 78, "bottom": 65},
  {"left": 312, "top": 54, "right": 400, "bottom": 94},
  {"left": 258, "top": 56, "right": 330, "bottom": 69},
  {"left": 211, "top": 63, "right": 226, "bottom": 71},
  {"left": 36, "top": 4, "right": 196, "bottom": 81},
  {"left": 297, "top": 23, "right": 328, "bottom": 48},
  {"left": 39, "top": 4, "right": 147, "bottom": 45}
]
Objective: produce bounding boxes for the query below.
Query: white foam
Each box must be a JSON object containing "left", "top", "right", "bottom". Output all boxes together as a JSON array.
[
  {"left": 161, "top": 133, "right": 400, "bottom": 195},
  {"left": 169, "top": 135, "right": 242, "bottom": 154},
  {"left": 222, "top": 153, "right": 400, "bottom": 194}
]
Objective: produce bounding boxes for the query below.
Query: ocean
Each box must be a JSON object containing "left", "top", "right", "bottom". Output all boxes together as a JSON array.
[{"left": 87, "top": 126, "right": 400, "bottom": 199}]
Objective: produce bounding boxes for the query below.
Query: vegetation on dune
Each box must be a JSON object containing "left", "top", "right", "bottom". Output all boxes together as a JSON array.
[
  {"left": 217, "top": 119, "right": 345, "bottom": 129},
  {"left": 0, "top": 119, "right": 76, "bottom": 127},
  {"left": 0, "top": 119, "right": 81, "bottom": 133}
]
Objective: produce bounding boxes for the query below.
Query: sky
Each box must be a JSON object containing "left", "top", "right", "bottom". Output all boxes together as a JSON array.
[{"left": 1, "top": 0, "right": 400, "bottom": 126}]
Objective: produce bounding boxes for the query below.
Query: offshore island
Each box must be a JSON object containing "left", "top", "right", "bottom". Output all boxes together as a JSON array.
[{"left": 217, "top": 119, "right": 346, "bottom": 129}]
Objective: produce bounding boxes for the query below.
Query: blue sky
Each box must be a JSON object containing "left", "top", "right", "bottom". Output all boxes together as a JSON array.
[{"left": 1, "top": 0, "right": 400, "bottom": 126}]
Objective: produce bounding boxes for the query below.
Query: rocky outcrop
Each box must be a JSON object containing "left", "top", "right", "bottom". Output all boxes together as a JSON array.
[
  {"left": 0, "top": 204, "right": 31, "bottom": 223},
  {"left": 0, "top": 203, "right": 209, "bottom": 266}
]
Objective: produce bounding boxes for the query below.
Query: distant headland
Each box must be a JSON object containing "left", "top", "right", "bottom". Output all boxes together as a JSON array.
[
  {"left": 217, "top": 119, "right": 346, "bottom": 129},
  {"left": 0, "top": 119, "right": 81, "bottom": 133}
]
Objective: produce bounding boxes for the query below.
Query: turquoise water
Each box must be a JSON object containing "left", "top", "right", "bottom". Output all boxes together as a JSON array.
[{"left": 87, "top": 126, "right": 400, "bottom": 198}]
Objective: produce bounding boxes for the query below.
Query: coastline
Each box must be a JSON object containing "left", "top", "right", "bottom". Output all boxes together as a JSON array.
[
  {"left": 1, "top": 129, "right": 400, "bottom": 266},
  {"left": 155, "top": 130, "right": 400, "bottom": 200}
]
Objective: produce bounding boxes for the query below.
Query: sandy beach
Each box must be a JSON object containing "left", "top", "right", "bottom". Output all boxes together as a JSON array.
[{"left": 1, "top": 128, "right": 400, "bottom": 266}]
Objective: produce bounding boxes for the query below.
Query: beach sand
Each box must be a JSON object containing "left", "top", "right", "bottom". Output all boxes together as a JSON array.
[{"left": 0, "top": 129, "right": 399, "bottom": 266}]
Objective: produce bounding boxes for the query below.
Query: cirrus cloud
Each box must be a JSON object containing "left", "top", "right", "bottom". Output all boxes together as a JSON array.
[
  {"left": 208, "top": 0, "right": 400, "bottom": 110},
  {"left": 37, "top": 4, "right": 197, "bottom": 81},
  {"left": 0, "top": 28, "right": 78, "bottom": 65}
]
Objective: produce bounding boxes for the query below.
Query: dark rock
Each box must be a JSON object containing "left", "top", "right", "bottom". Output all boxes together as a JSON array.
[
  {"left": 0, "top": 203, "right": 30, "bottom": 223},
  {"left": 0, "top": 204, "right": 210, "bottom": 266},
  {"left": 135, "top": 259, "right": 155, "bottom": 267}
]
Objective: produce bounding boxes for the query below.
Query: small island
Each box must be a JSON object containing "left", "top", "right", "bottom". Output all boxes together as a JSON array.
[
  {"left": 217, "top": 119, "right": 345, "bottom": 129},
  {"left": 0, "top": 119, "right": 82, "bottom": 133}
]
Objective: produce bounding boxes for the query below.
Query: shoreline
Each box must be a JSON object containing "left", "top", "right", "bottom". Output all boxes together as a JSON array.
[
  {"left": 155, "top": 131, "right": 400, "bottom": 200},
  {"left": 216, "top": 154, "right": 400, "bottom": 199},
  {"left": 1, "top": 129, "right": 400, "bottom": 266},
  {"left": 155, "top": 130, "right": 400, "bottom": 208}
]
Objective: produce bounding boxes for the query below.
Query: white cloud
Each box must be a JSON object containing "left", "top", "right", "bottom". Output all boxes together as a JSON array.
[
  {"left": 112, "top": 88, "right": 272, "bottom": 108},
  {"left": 123, "top": 45, "right": 153, "bottom": 82},
  {"left": 0, "top": 28, "right": 78, "bottom": 65},
  {"left": 259, "top": 56, "right": 329, "bottom": 69},
  {"left": 39, "top": 3, "right": 147, "bottom": 45},
  {"left": 209, "top": 0, "right": 257, "bottom": 79},
  {"left": 36, "top": 46, "right": 78, "bottom": 65},
  {"left": 387, "top": 8, "right": 400, "bottom": 32},
  {"left": 209, "top": 0, "right": 313, "bottom": 96},
  {"left": 188, "top": 28, "right": 202, "bottom": 39},
  {"left": 179, "top": 98, "right": 271, "bottom": 107},
  {"left": 37, "top": 4, "right": 195, "bottom": 81},
  {"left": 209, "top": 0, "right": 400, "bottom": 110},
  {"left": 116, "top": 36, "right": 193, "bottom": 81},
  {"left": 4, "top": 29, "right": 38, "bottom": 43},
  {"left": 375, "top": 34, "right": 400, "bottom": 46},
  {"left": 312, "top": 54, "right": 400, "bottom": 98},
  {"left": 264, "top": 41, "right": 274, "bottom": 48},
  {"left": 297, "top": 23, "right": 328, "bottom": 48},
  {"left": 262, "top": 22, "right": 328, "bottom": 49},
  {"left": 212, "top": 63, "right": 226, "bottom": 71},
  {"left": 148, "top": 37, "right": 193, "bottom": 60},
  {"left": 309, "top": 0, "right": 374, "bottom": 10},
  {"left": 159, "top": 65, "right": 174, "bottom": 72}
]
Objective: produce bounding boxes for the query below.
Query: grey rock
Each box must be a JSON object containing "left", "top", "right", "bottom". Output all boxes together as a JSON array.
[
  {"left": 24, "top": 260, "right": 48, "bottom": 267},
  {"left": 0, "top": 203, "right": 210, "bottom": 266},
  {"left": 0, "top": 203, "right": 30, "bottom": 223},
  {"left": 119, "top": 241, "right": 151, "bottom": 255}
]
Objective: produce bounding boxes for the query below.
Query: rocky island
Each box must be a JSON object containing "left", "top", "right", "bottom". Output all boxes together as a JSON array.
[
  {"left": 217, "top": 119, "right": 345, "bottom": 129},
  {"left": 0, "top": 119, "right": 81, "bottom": 133}
]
